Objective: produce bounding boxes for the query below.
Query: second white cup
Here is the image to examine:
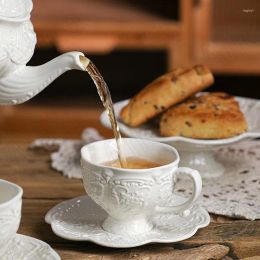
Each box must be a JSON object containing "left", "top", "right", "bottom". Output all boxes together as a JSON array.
[{"left": 0, "top": 179, "right": 23, "bottom": 256}]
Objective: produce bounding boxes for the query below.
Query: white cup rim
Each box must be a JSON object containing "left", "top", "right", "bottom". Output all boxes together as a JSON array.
[
  {"left": 81, "top": 138, "right": 180, "bottom": 172},
  {"left": 0, "top": 179, "right": 23, "bottom": 208}
]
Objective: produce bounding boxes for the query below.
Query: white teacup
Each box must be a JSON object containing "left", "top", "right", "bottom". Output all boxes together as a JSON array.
[
  {"left": 0, "top": 179, "right": 23, "bottom": 256},
  {"left": 81, "top": 138, "right": 202, "bottom": 236}
]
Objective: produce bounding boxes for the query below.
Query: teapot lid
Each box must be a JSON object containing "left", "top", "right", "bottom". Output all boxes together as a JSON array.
[{"left": 0, "top": 0, "right": 32, "bottom": 22}]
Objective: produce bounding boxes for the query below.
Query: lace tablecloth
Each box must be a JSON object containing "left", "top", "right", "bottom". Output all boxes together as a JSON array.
[{"left": 30, "top": 128, "right": 260, "bottom": 220}]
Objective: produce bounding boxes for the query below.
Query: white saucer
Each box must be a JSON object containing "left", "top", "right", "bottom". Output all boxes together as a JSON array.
[
  {"left": 45, "top": 195, "right": 210, "bottom": 248},
  {"left": 0, "top": 234, "right": 60, "bottom": 260}
]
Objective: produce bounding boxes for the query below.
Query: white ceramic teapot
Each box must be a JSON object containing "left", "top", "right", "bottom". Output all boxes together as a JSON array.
[{"left": 0, "top": 0, "right": 90, "bottom": 105}]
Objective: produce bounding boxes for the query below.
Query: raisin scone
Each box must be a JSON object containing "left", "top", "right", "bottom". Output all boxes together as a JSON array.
[
  {"left": 120, "top": 65, "right": 214, "bottom": 127},
  {"left": 160, "top": 92, "right": 247, "bottom": 139}
]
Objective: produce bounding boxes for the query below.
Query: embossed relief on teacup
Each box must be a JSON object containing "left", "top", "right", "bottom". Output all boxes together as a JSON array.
[
  {"left": 0, "top": 214, "right": 20, "bottom": 235},
  {"left": 152, "top": 173, "right": 173, "bottom": 201},
  {"left": 84, "top": 170, "right": 108, "bottom": 205},
  {"left": 0, "top": 208, "right": 21, "bottom": 246},
  {"left": 110, "top": 179, "right": 154, "bottom": 211},
  {"left": 85, "top": 170, "right": 156, "bottom": 214}
]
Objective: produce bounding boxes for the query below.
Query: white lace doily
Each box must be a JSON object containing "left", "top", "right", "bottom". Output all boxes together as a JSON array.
[
  {"left": 175, "top": 141, "right": 260, "bottom": 220},
  {"left": 30, "top": 128, "right": 103, "bottom": 179},
  {"left": 30, "top": 128, "right": 260, "bottom": 220}
]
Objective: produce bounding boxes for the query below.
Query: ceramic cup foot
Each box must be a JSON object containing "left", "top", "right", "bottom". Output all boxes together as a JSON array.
[
  {"left": 179, "top": 150, "right": 224, "bottom": 178},
  {"left": 102, "top": 216, "right": 152, "bottom": 236}
]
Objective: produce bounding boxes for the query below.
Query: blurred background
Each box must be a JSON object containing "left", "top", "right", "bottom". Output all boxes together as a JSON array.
[{"left": 0, "top": 0, "right": 259, "bottom": 143}]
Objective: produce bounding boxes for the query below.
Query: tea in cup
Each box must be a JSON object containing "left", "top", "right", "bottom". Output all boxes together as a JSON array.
[
  {"left": 0, "top": 179, "right": 23, "bottom": 256},
  {"left": 103, "top": 156, "right": 161, "bottom": 169},
  {"left": 81, "top": 138, "right": 202, "bottom": 236}
]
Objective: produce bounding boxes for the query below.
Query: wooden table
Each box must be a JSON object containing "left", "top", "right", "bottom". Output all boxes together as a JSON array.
[
  {"left": 0, "top": 143, "right": 259, "bottom": 259},
  {"left": 0, "top": 103, "right": 260, "bottom": 259}
]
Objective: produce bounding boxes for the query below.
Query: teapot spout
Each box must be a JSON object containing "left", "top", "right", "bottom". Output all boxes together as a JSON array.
[{"left": 0, "top": 51, "right": 89, "bottom": 105}]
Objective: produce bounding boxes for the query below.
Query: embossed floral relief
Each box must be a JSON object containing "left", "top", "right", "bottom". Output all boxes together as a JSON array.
[
  {"left": 0, "top": 206, "right": 21, "bottom": 249},
  {"left": 83, "top": 166, "right": 179, "bottom": 218},
  {"left": 0, "top": 0, "right": 32, "bottom": 18},
  {"left": 0, "top": 21, "right": 36, "bottom": 65}
]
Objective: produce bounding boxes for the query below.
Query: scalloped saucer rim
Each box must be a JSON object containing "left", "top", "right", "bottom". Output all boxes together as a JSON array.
[
  {"left": 45, "top": 195, "right": 210, "bottom": 248},
  {"left": 1, "top": 234, "right": 60, "bottom": 260}
]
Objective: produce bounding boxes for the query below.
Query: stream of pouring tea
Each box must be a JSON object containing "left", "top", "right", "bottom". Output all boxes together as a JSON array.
[{"left": 84, "top": 59, "right": 127, "bottom": 167}]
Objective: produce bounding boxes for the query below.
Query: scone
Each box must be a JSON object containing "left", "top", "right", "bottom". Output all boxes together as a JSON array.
[
  {"left": 160, "top": 92, "right": 247, "bottom": 139},
  {"left": 120, "top": 65, "right": 214, "bottom": 127}
]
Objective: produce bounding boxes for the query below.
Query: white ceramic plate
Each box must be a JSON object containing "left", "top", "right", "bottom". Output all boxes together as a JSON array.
[
  {"left": 1, "top": 234, "right": 60, "bottom": 260},
  {"left": 45, "top": 195, "right": 210, "bottom": 248},
  {"left": 100, "top": 95, "right": 260, "bottom": 147}
]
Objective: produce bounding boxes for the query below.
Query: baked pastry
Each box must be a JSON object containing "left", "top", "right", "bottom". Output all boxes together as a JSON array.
[
  {"left": 160, "top": 92, "right": 247, "bottom": 139},
  {"left": 120, "top": 65, "right": 214, "bottom": 127}
]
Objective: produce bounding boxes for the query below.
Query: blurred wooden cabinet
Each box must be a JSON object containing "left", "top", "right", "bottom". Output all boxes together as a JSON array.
[
  {"left": 31, "top": 0, "right": 260, "bottom": 74},
  {"left": 193, "top": 0, "right": 260, "bottom": 74},
  {"left": 32, "top": 0, "right": 193, "bottom": 69}
]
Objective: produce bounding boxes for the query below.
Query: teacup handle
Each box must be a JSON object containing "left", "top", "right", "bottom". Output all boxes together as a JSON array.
[{"left": 155, "top": 167, "right": 202, "bottom": 216}]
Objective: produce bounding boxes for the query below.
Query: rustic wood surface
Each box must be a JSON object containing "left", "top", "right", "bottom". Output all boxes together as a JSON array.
[
  {"left": 0, "top": 143, "right": 260, "bottom": 259},
  {"left": 0, "top": 104, "right": 111, "bottom": 144},
  {"left": 0, "top": 104, "right": 259, "bottom": 259}
]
